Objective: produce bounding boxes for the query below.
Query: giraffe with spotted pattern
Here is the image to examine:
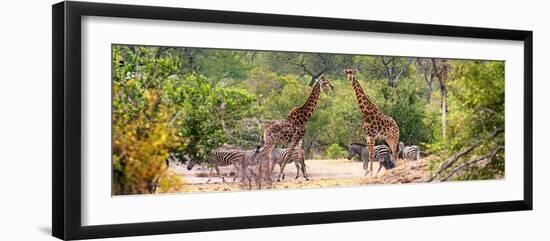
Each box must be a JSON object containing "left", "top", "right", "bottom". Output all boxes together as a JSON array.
[{"left": 344, "top": 69, "right": 400, "bottom": 175}]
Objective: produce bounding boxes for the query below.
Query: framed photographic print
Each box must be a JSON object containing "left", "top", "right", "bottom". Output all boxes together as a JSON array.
[{"left": 52, "top": 1, "right": 533, "bottom": 240}]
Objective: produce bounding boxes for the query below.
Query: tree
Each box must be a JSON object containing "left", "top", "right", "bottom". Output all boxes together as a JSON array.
[
  {"left": 266, "top": 52, "right": 353, "bottom": 86},
  {"left": 378, "top": 57, "right": 413, "bottom": 87},
  {"left": 112, "top": 46, "right": 182, "bottom": 195},
  {"left": 112, "top": 46, "right": 257, "bottom": 194},
  {"left": 435, "top": 60, "right": 451, "bottom": 141},
  {"left": 357, "top": 56, "right": 413, "bottom": 87},
  {"left": 429, "top": 61, "right": 505, "bottom": 181},
  {"left": 415, "top": 58, "right": 438, "bottom": 103}
]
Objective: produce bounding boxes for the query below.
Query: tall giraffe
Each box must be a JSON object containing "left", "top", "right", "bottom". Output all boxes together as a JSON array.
[
  {"left": 344, "top": 69, "right": 400, "bottom": 175},
  {"left": 256, "top": 76, "right": 334, "bottom": 181}
]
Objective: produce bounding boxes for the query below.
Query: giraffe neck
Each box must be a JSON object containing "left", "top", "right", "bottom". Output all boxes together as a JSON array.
[
  {"left": 349, "top": 75, "right": 380, "bottom": 121},
  {"left": 286, "top": 81, "right": 321, "bottom": 125}
]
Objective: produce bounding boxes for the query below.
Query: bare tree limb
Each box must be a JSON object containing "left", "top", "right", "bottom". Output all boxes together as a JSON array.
[
  {"left": 440, "top": 146, "right": 504, "bottom": 181},
  {"left": 379, "top": 57, "right": 413, "bottom": 87},
  {"left": 428, "top": 127, "right": 504, "bottom": 181}
]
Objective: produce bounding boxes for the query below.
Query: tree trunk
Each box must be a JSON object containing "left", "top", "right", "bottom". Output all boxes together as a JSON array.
[
  {"left": 426, "top": 81, "right": 433, "bottom": 103},
  {"left": 434, "top": 60, "right": 450, "bottom": 142},
  {"left": 441, "top": 87, "right": 447, "bottom": 141},
  {"left": 304, "top": 139, "right": 314, "bottom": 159}
]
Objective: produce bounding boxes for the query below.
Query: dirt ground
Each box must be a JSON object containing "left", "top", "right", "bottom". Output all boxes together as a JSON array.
[{"left": 167, "top": 156, "right": 436, "bottom": 193}]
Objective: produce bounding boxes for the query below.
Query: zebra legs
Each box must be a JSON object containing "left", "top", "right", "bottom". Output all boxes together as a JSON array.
[
  {"left": 232, "top": 163, "right": 242, "bottom": 182},
  {"left": 205, "top": 166, "right": 214, "bottom": 183},
  {"left": 281, "top": 160, "right": 308, "bottom": 180},
  {"left": 277, "top": 163, "right": 286, "bottom": 180},
  {"left": 377, "top": 161, "right": 383, "bottom": 175},
  {"left": 362, "top": 156, "right": 369, "bottom": 175},
  {"left": 214, "top": 166, "right": 225, "bottom": 183}
]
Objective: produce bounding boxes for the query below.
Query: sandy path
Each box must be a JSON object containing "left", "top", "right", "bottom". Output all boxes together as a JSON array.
[{"left": 166, "top": 156, "right": 434, "bottom": 193}]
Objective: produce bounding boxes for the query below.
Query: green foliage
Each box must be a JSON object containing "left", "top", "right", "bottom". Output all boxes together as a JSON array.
[
  {"left": 318, "top": 80, "right": 363, "bottom": 147},
  {"left": 112, "top": 46, "right": 256, "bottom": 195},
  {"left": 166, "top": 73, "right": 256, "bottom": 162},
  {"left": 112, "top": 46, "right": 179, "bottom": 195},
  {"left": 430, "top": 61, "right": 505, "bottom": 180},
  {"left": 378, "top": 78, "right": 438, "bottom": 146},
  {"left": 325, "top": 144, "right": 348, "bottom": 159}
]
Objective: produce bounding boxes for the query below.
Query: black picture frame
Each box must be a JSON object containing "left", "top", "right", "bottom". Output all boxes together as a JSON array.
[{"left": 52, "top": 1, "right": 533, "bottom": 240}]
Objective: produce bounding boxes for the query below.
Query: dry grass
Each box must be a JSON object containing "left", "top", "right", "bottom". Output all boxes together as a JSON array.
[
  {"left": 195, "top": 172, "right": 210, "bottom": 178},
  {"left": 362, "top": 155, "right": 437, "bottom": 185}
]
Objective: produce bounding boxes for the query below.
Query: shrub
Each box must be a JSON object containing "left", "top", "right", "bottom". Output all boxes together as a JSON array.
[{"left": 324, "top": 143, "right": 348, "bottom": 159}]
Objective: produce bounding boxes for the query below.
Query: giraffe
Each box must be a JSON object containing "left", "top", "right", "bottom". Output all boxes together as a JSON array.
[
  {"left": 256, "top": 76, "right": 334, "bottom": 181},
  {"left": 344, "top": 69, "right": 400, "bottom": 175}
]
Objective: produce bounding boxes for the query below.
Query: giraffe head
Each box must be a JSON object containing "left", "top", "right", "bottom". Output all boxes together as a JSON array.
[
  {"left": 344, "top": 68, "right": 357, "bottom": 81},
  {"left": 316, "top": 75, "right": 334, "bottom": 92}
]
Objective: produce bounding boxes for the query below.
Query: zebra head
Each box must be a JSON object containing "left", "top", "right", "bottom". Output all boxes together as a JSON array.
[
  {"left": 398, "top": 142, "right": 405, "bottom": 156},
  {"left": 186, "top": 159, "right": 197, "bottom": 171},
  {"left": 347, "top": 143, "right": 365, "bottom": 160}
]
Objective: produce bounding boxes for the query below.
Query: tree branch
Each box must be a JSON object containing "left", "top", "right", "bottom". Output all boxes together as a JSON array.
[
  {"left": 440, "top": 146, "right": 504, "bottom": 181},
  {"left": 393, "top": 57, "right": 413, "bottom": 84},
  {"left": 428, "top": 127, "right": 504, "bottom": 181}
]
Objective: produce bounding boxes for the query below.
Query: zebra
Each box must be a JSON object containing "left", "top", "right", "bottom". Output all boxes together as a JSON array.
[
  {"left": 242, "top": 147, "right": 308, "bottom": 181},
  {"left": 186, "top": 150, "right": 246, "bottom": 183},
  {"left": 398, "top": 142, "right": 421, "bottom": 161},
  {"left": 347, "top": 143, "right": 396, "bottom": 175}
]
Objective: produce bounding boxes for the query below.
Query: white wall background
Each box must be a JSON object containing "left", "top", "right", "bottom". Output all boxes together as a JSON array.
[{"left": 0, "top": 0, "right": 547, "bottom": 240}]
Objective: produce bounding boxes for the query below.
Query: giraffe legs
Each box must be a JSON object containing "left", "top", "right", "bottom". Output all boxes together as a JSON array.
[
  {"left": 277, "top": 139, "right": 300, "bottom": 182},
  {"left": 263, "top": 144, "right": 275, "bottom": 183},
  {"left": 387, "top": 130, "right": 399, "bottom": 163},
  {"left": 294, "top": 162, "right": 300, "bottom": 179},
  {"left": 297, "top": 148, "right": 309, "bottom": 180},
  {"left": 366, "top": 136, "right": 375, "bottom": 176}
]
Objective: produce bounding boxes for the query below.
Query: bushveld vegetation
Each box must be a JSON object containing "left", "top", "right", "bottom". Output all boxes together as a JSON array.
[{"left": 111, "top": 45, "right": 505, "bottom": 195}]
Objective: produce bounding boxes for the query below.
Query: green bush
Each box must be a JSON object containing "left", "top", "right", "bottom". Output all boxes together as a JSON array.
[{"left": 324, "top": 144, "right": 348, "bottom": 159}]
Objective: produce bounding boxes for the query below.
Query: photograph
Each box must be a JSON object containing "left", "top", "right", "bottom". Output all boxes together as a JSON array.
[
  {"left": 0, "top": 0, "right": 544, "bottom": 240},
  {"left": 111, "top": 44, "right": 505, "bottom": 195}
]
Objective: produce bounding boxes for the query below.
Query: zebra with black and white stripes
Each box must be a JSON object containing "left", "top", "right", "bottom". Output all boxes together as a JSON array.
[
  {"left": 242, "top": 147, "right": 308, "bottom": 180},
  {"left": 398, "top": 142, "right": 420, "bottom": 161},
  {"left": 347, "top": 143, "right": 396, "bottom": 175},
  {"left": 273, "top": 148, "right": 308, "bottom": 180},
  {"left": 186, "top": 150, "right": 246, "bottom": 183}
]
